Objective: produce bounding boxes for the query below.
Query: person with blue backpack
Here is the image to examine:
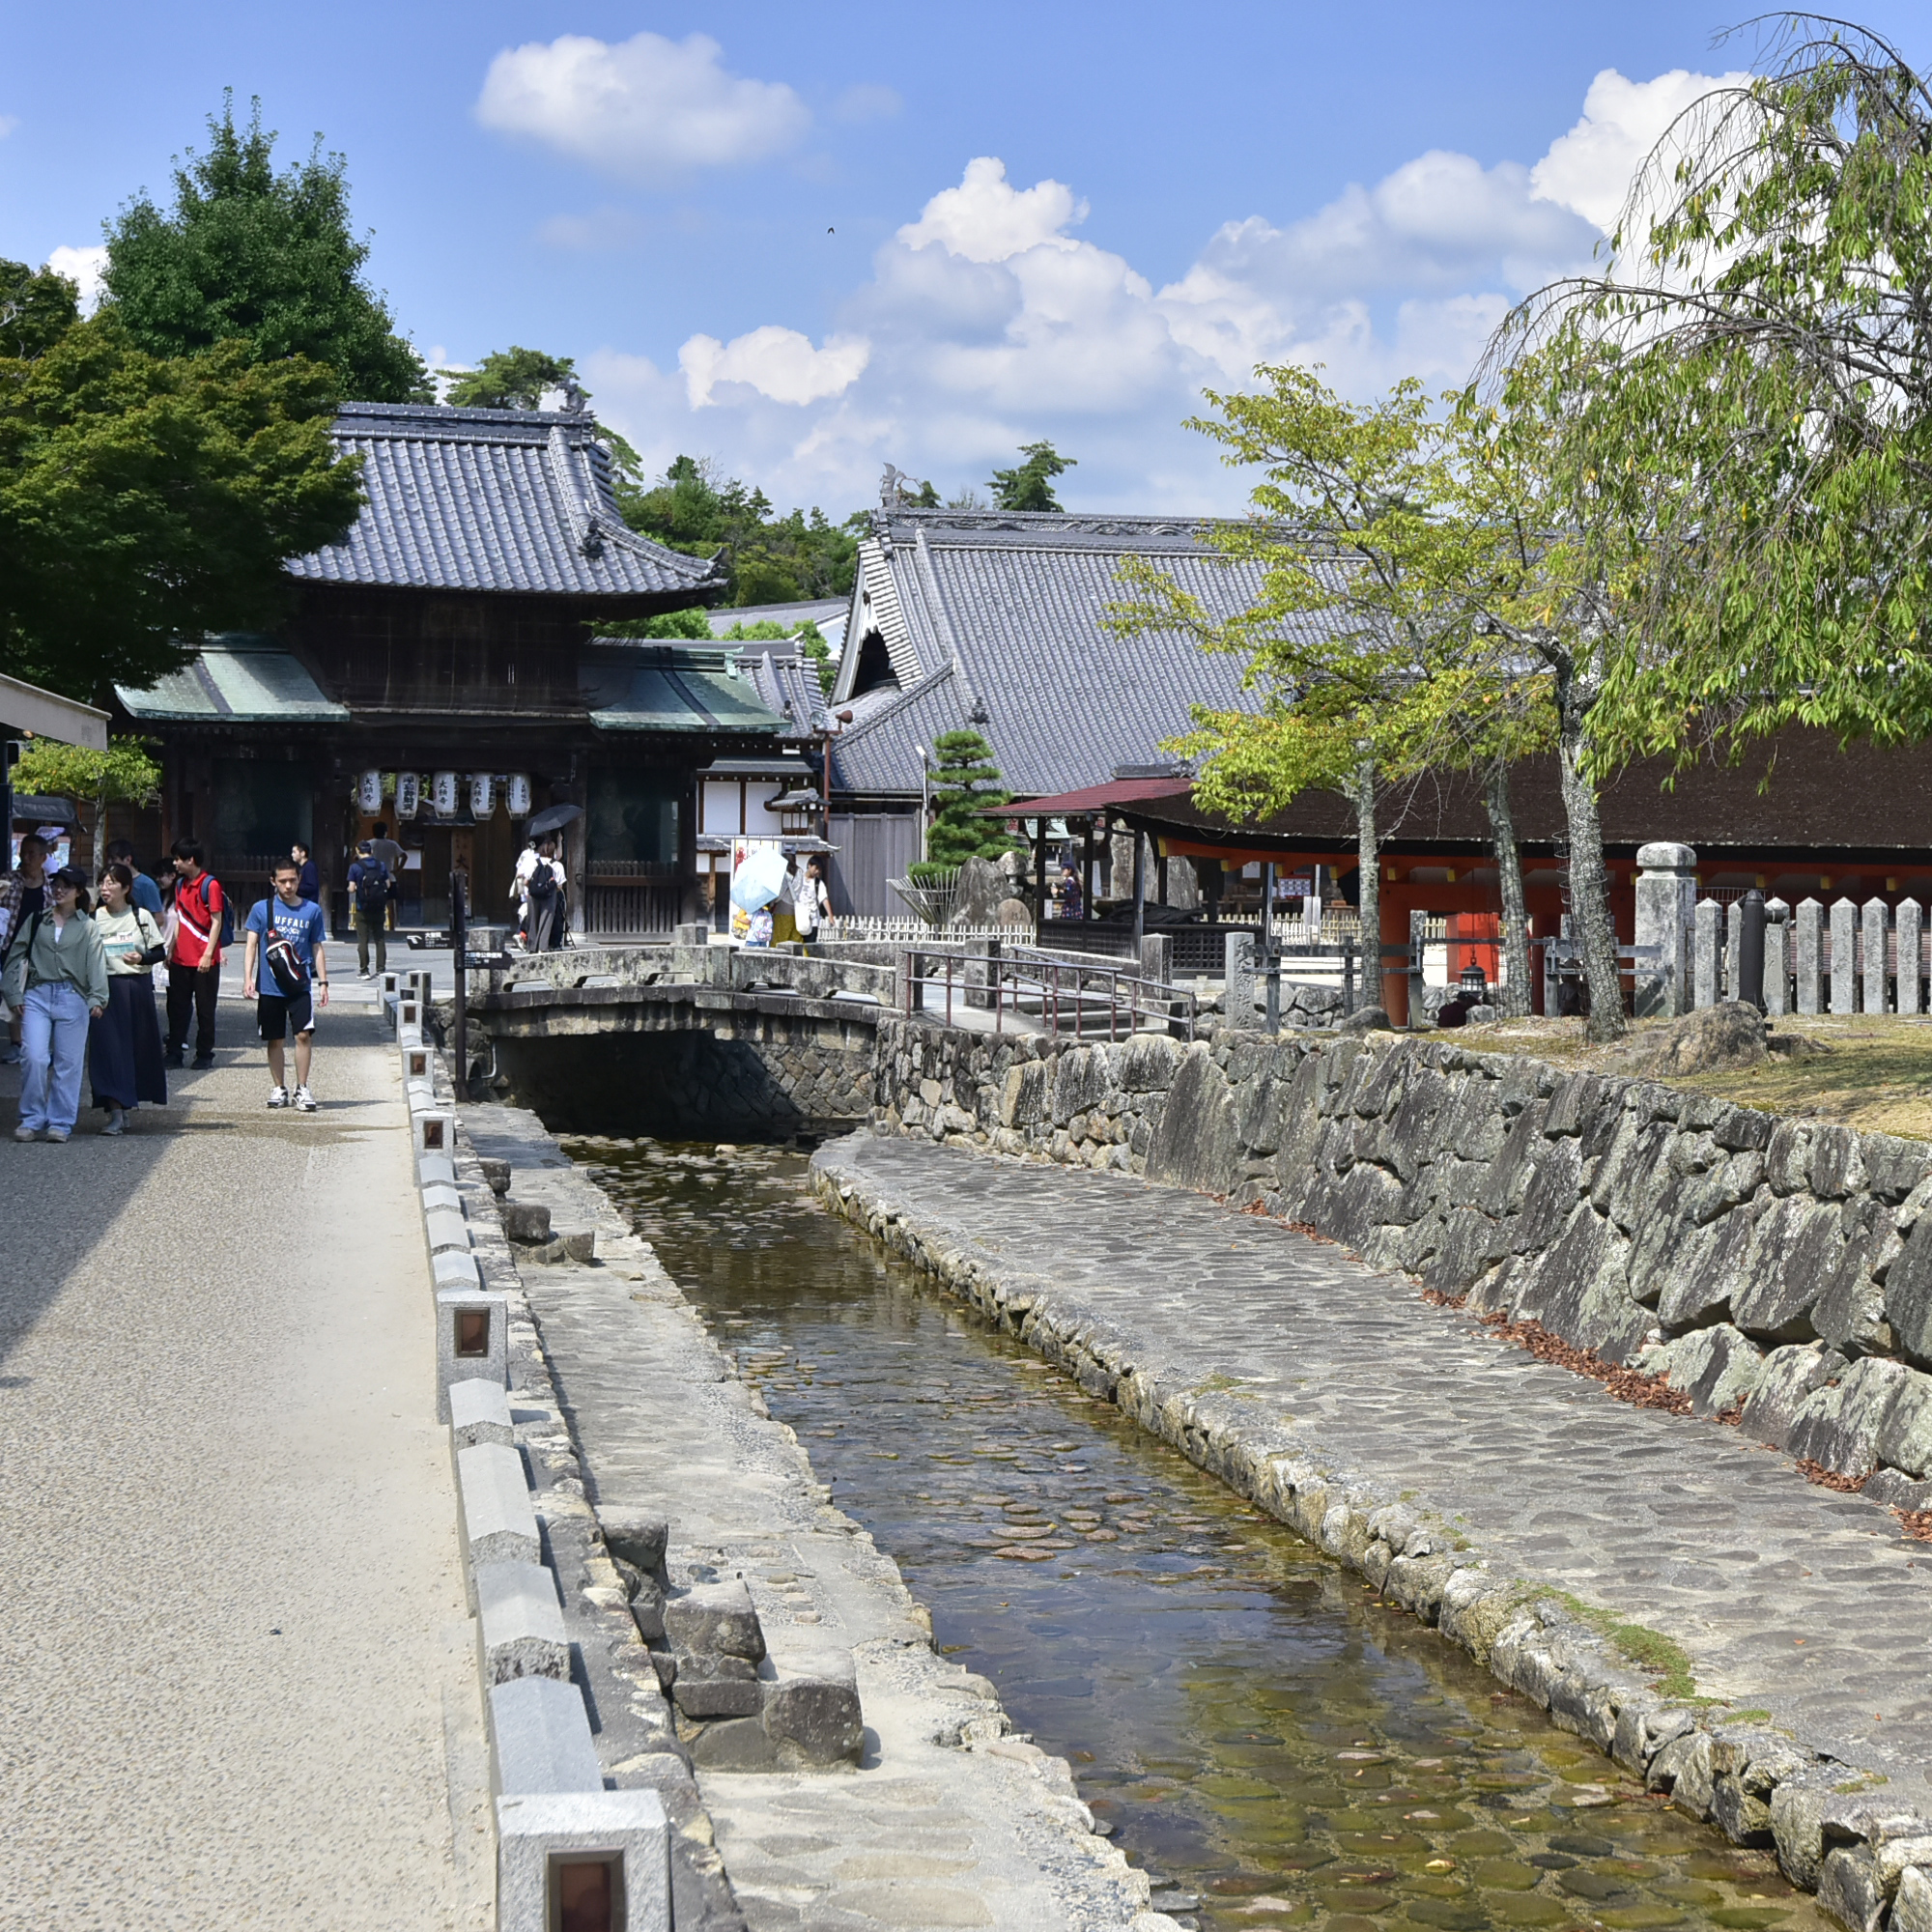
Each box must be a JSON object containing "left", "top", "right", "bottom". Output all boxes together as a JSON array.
[
  {"left": 347, "top": 840, "right": 390, "bottom": 979},
  {"left": 242, "top": 857, "right": 329, "bottom": 1111}
]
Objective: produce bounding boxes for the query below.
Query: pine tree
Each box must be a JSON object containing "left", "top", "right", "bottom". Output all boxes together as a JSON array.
[{"left": 923, "top": 729, "right": 1015, "bottom": 867}]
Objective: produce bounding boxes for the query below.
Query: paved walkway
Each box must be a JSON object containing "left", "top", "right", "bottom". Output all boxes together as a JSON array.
[
  {"left": 818, "top": 1134, "right": 1932, "bottom": 1816},
  {"left": 0, "top": 995, "right": 488, "bottom": 1930}
]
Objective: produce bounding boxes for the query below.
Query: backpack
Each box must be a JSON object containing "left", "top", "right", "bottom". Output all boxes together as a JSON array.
[
  {"left": 258, "top": 901, "right": 309, "bottom": 997},
  {"left": 184, "top": 872, "right": 235, "bottom": 952},
  {"left": 354, "top": 859, "right": 390, "bottom": 914},
  {"left": 526, "top": 860, "right": 558, "bottom": 906}
]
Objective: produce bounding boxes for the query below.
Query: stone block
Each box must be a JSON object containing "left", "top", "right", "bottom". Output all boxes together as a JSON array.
[
  {"left": 761, "top": 1649, "right": 863, "bottom": 1764},
  {"left": 600, "top": 1510, "right": 668, "bottom": 1584},
  {"left": 1634, "top": 844, "right": 1697, "bottom": 1016},
  {"left": 1863, "top": 1466, "right": 1932, "bottom": 1511},
  {"left": 1694, "top": 900, "right": 1721, "bottom": 1009},
  {"left": 662, "top": 1577, "right": 764, "bottom": 1661},
  {"left": 489, "top": 1675, "right": 601, "bottom": 1795},
  {"left": 421, "top": 1181, "right": 463, "bottom": 1215},
  {"left": 400, "top": 1042, "right": 432, "bottom": 1082},
  {"left": 1785, "top": 1349, "right": 1907, "bottom": 1480},
  {"left": 433, "top": 1250, "right": 482, "bottom": 1292},
  {"left": 1738, "top": 1343, "right": 1836, "bottom": 1449},
  {"left": 1223, "top": 930, "right": 1259, "bottom": 1029},
  {"left": 449, "top": 1376, "right": 514, "bottom": 1448},
  {"left": 437, "top": 1288, "right": 507, "bottom": 1419},
  {"left": 1820, "top": 1846, "right": 1887, "bottom": 1932},
  {"left": 1662, "top": 1323, "right": 1765, "bottom": 1415},
  {"left": 1902, "top": 901, "right": 1927, "bottom": 1016},
  {"left": 1895, "top": 1865, "right": 1932, "bottom": 1932},
  {"left": 1727, "top": 897, "right": 1744, "bottom": 1002},
  {"left": 479, "top": 1156, "right": 512, "bottom": 1194},
  {"left": 688, "top": 1716, "right": 781, "bottom": 1771},
  {"left": 423, "top": 1207, "right": 470, "bottom": 1255},
  {"left": 476, "top": 1560, "right": 569, "bottom": 1684},
  {"left": 501, "top": 1199, "right": 552, "bottom": 1244},
  {"left": 668, "top": 1653, "right": 762, "bottom": 1718},
  {"left": 1795, "top": 899, "right": 1824, "bottom": 1015},
  {"left": 417, "top": 1151, "right": 457, "bottom": 1189},
  {"left": 1866, "top": 898, "right": 1892, "bottom": 1014},
  {"left": 1764, "top": 901, "right": 1790, "bottom": 1016},
  {"left": 1877, "top": 1368, "right": 1932, "bottom": 1477},
  {"left": 412, "top": 1108, "right": 454, "bottom": 1156},
  {"left": 1886, "top": 1216, "right": 1932, "bottom": 1368},
  {"left": 458, "top": 1440, "right": 539, "bottom": 1569},
  {"left": 496, "top": 1788, "right": 670, "bottom": 1932}
]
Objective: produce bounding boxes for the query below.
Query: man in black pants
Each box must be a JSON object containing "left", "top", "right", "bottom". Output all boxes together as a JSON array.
[{"left": 164, "top": 837, "right": 224, "bottom": 1068}]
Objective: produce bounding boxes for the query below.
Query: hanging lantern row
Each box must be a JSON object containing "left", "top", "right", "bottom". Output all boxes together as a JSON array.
[{"left": 354, "top": 770, "right": 535, "bottom": 821}]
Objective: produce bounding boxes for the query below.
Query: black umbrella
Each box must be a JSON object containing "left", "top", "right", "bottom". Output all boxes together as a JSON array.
[{"left": 525, "top": 803, "right": 582, "bottom": 835}]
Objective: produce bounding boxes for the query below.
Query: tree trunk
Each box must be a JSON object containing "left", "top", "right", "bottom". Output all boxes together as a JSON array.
[
  {"left": 1351, "top": 759, "right": 1380, "bottom": 1016},
  {"left": 1482, "top": 764, "right": 1533, "bottom": 1019},
  {"left": 92, "top": 790, "right": 107, "bottom": 890},
  {"left": 1552, "top": 678, "right": 1626, "bottom": 1042}
]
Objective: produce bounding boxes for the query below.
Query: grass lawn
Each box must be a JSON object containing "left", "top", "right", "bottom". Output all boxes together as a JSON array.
[{"left": 1447, "top": 1013, "right": 1932, "bottom": 1142}]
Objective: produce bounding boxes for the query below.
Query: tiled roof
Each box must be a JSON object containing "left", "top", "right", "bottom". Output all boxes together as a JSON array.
[
  {"left": 743, "top": 650, "right": 829, "bottom": 739},
  {"left": 828, "top": 665, "right": 971, "bottom": 798},
  {"left": 829, "top": 511, "right": 1319, "bottom": 800},
  {"left": 580, "top": 642, "right": 784, "bottom": 735},
  {"left": 288, "top": 403, "right": 724, "bottom": 602},
  {"left": 115, "top": 636, "right": 350, "bottom": 724}
]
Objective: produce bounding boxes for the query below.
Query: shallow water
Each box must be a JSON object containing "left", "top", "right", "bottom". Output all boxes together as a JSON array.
[{"left": 575, "top": 1134, "right": 1823, "bottom": 1932}]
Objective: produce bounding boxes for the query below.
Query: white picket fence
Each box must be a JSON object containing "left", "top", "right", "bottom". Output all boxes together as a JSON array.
[{"left": 1692, "top": 895, "right": 1932, "bottom": 1016}]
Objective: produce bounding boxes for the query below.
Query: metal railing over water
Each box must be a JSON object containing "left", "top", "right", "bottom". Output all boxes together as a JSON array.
[{"left": 900, "top": 943, "right": 1200, "bottom": 1041}]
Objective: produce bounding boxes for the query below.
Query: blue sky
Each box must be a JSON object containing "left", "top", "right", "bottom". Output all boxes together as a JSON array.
[{"left": 5, "top": 4, "right": 1928, "bottom": 514}]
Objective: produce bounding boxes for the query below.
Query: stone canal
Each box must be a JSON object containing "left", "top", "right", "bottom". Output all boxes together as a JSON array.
[{"left": 570, "top": 1133, "right": 1828, "bottom": 1932}]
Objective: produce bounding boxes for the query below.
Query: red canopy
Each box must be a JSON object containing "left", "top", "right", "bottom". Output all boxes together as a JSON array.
[{"left": 986, "top": 777, "right": 1192, "bottom": 818}]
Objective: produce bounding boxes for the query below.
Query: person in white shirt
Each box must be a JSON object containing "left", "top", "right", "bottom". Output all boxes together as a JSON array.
[{"left": 793, "top": 856, "right": 831, "bottom": 949}]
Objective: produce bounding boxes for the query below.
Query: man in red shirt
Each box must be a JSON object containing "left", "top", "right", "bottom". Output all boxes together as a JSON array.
[{"left": 165, "top": 837, "right": 224, "bottom": 1069}]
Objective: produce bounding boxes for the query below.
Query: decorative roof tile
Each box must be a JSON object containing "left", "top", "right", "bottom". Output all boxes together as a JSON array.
[{"left": 288, "top": 403, "right": 723, "bottom": 602}]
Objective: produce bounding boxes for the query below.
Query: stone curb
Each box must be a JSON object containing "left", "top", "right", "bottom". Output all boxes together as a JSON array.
[{"left": 814, "top": 1149, "right": 1932, "bottom": 1932}]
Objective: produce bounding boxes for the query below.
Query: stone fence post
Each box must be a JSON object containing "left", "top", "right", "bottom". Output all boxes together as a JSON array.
[
  {"left": 1831, "top": 898, "right": 1859, "bottom": 1014},
  {"left": 1139, "top": 932, "right": 1172, "bottom": 989},
  {"left": 1764, "top": 898, "right": 1790, "bottom": 1016},
  {"left": 1863, "top": 898, "right": 1889, "bottom": 1016},
  {"left": 1902, "top": 900, "right": 1925, "bottom": 1015},
  {"left": 1223, "top": 930, "right": 1260, "bottom": 1029},
  {"left": 1633, "top": 842, "right": 1696, "bottom": 1016},
  {"left": 1795, "top": 898, "right": 1823, "bottom": 1014},
  {"left": 1725, "top": 898, "right": 1743, "bottom": 1002},
  {"left": 1693, "top": 899, "right": 1721, "bottom": 1009}
]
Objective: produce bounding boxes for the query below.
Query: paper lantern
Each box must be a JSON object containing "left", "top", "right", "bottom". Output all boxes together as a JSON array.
[
  {"left": 395, "top": 771, "right": 420, "bottom": 820},
  {"left": 507, "top": 772, "right": 532, "bottom": 817},
  {"left": 469, "top": 773, "right": 495, "bottom": 818},
  {"left": 431, "top": 770, "right": 459, "bottom": 817},
  {"left": 357, "top": 769, "right": 384, "bottom": 813}
]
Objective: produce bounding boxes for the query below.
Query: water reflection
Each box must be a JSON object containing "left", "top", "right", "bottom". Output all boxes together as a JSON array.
[{"left": 575, "top": 1135, "right": 1819, "bottom": 1932}]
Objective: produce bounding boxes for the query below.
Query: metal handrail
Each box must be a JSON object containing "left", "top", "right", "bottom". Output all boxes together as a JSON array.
[{"left": 899, "top": 945, "right": 1198, "bottom": 1041}]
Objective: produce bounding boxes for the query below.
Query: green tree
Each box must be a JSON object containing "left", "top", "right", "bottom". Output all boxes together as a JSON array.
[
  {"left": 923, "top": 729, "right": 1016, "bottom": 867},
  {"left": 443, "top": 346, "right": 576, "bottom": 411},
  {"left": 0, "top": 314, "right": 365, "bottom": 699},
  {"left": 616, "top": 453, "right": 860, "bottom": 602},
  {"left": 102, "top": 95, "right": 428, "bottom": 402},
  {"left": 0, "top": 260, "right": 82, "bottom": 360},
  {"left": 1494, "top": 18, "right": 1932, "bottom": 773},
  {"left": 989, "top": 440, "right": 1075, "bottom": 512},
  {"left": 12, "top": 737, "right": 161, "bottom": 883}
]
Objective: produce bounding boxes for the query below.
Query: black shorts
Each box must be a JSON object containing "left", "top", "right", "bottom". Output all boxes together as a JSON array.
[{"left": 256, "top": 991, "right": 314, "bottom": 1040}]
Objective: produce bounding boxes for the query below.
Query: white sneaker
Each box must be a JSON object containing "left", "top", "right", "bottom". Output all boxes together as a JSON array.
[
  {"left": 267, "top": 1085, "right": 289, "bottom": 1108},
  {"left": 293, "top": 1085, "right": 318, "bottom": 1112},
  {"left": 13, "top": 1123, "right": 38, "bottom": 1142}
]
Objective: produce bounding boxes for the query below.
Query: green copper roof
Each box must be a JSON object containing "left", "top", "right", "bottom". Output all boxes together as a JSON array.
[
  {"left": 115, "top": 636, "right": 350, "bottom": 724},
  {"left": 581, "top": 644, "right": 783, "bottom": 734}
]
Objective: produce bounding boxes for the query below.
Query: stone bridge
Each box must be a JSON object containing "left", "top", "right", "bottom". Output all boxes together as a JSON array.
[{"left": 454, "top": 944, "right": 893, "bottom": 1136}]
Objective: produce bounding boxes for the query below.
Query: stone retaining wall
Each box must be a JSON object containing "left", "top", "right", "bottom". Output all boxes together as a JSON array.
[{"left": 871, "top": 1017, "right": 1932, "bottom": 1506}]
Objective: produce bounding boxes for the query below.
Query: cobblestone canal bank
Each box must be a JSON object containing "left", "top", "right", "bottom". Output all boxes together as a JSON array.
[
  {"left": 566, "top": 1131, "right": 1843, "bottom": 1932},
  {"left": 812, "top": 1132, "right": 1932, "bottom": 1931}
]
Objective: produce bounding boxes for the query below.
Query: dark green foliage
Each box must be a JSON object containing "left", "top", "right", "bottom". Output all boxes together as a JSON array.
[
  {"left": 925, "top": 729, "right": 1016, "bottom": 865},
  {"left": 989, "top": 440, "right": 1075, "bottom": 512},
  {"left": 102, "top": 95, "right": 428, "bottom": 402},
  {"left": 632, "top": 607, "right": 714, "bottom": 639},
  {"left": 0, "top": 317, "right": 364, "bottom": 699},
  {"left": 616, "top": 453, "right": 860, "bottom": 602},
  {"left": 797, "top": 620, "right": 836, "bottom": 696},
  {"left": 444, "top": 346, "right": 575, "bottom": 411},
  {"left": 0, "top": 261, "right": 82, "bottom": 360}
]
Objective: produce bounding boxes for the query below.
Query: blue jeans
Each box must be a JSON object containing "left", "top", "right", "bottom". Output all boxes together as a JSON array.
[{"left": 20, "top": 981, "right": 91, "bottom": 1134}]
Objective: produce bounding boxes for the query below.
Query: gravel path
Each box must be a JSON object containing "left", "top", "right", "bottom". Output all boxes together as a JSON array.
[
  {"left": 0, "top": 1007, "right": 488, "bottom": 1931},
  {"left": 816, "top": 1133, "right": 1932, "bottom": 1818}
]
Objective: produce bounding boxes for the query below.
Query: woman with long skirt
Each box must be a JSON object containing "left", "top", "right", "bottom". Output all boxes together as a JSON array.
[{"left": 90, "top": 863, "right": 168, "bottom": 1135}]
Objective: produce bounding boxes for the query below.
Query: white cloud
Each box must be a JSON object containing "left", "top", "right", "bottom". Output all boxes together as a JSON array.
[
  {"left": 46, "top": 244, "right": 106, "bottom": 311},
  {"left": 896, "top": 156, "right": 1087, "bottom": 263},
  {"left": 0, "top": 115, "right": 18, "bottom": 140},
  {"left": 1531, "top": 67, "right": 1750, "bottom": 230},
  {"left": 582, "top": 66, "right": 1736, "bottom": 512},
  {"left": 476, "top": 30, "right": 810, "bottom": 182},
  {"left": 680, "top": 327, "right": 872, "bottom": 408}
]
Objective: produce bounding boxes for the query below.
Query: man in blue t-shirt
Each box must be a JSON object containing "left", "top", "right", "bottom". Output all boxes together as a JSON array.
[{"left": 242, "top": 858, "right": 330, "bottom": 1112}]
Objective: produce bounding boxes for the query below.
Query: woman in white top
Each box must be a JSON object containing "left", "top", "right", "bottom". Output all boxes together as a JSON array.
[
  {"left": 90, "top": 864, "right": 168, "bottom": 1134},
  {"left": 794, "top": 856, "right": 831, "bottom": 950}
]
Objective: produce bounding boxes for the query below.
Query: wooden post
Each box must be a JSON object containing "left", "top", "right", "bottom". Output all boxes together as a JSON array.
[
  {"left": 1033, "top": 816, "right": 1047, "bottom": 947},
  {"left": 1081, "top": 819, "right": 1095, "bottom": 923},
  {"left": 452, "top": 867, "right": 469, "bottom": 1101},
  {"left": 1131, "top": 832, "right": 1146, "bottom": 953}
]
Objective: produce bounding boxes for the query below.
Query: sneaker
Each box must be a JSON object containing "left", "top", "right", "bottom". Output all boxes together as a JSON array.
[
  {"left": 13, "top": 1123, "right": 38, "bottom": 1142},
  {"left": 191, "top": 1054, "right": 215, "bottom": 1069},
  {"left": 0, "top": 1046, "right": 20, "bottom": 1066},
  {"left": 293, "top": 1085, "right": 318, "bottom": 1112},
  {"left": 164, "top": 1050, "right": 185, "bottom": 1068},
  {"left": 267, "top": 1085, "right": 289, "bottom": 1109},
  {"left": 43, "top": 1129, "right": 68, "bottom": 1144},
  {"left": 101, "top": 1111, "right": 125, "bottom": 1137}
]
